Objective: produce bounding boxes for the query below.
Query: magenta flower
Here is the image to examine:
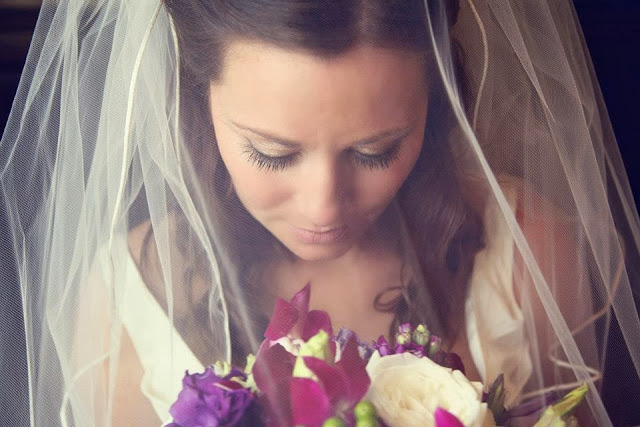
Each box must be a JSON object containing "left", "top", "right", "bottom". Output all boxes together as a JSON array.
[
  {"left": 434, "top": 407, "right": 465, "bottom": 427},
  {"left": 253, "top": 335, "right": 370, "bottom": 427},
  {"left": 291, "top": 336, "right": 371, "bottom": 426},
  {"left": 252, "top": 341, "right": 297, "bottom": 426},
  {"left": 168, "top": 367, "right": 254, "bottom": 427},
  {"left": 263, "top": 283, "right": 333, "bottom": 342},
  {"left": 253, "top": 284, "right": 338, "bottom": 426}
]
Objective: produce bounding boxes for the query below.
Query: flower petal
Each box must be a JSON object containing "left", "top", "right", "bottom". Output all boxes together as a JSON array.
[
  {"left": 264, "top": 299, "right": 300, "bottom": 341},
  {"left": 170, "top": 371, "right": 254, "bottom": 427},
  {"left": 434, "top": 407, "right": 465, "bottom": 427},
  {"left": 302, "top": 356, "right": 348, "bottom": 405},
  {"left": 288, "top": 284, "right": 311, "bottom": 338},
  {"left": 169, "top": 386, "right": 201, "bottom": 425},
  {"left": 252, "top": 341, "right": 295, "bottom": 425},
  {"left": 302, "top": 310, "right": 334, "bottom": 340},
  {"left": 290, "top": 282, "right": 311, "bottom": 314},
  {"left": 253, "top": 341, "right": 295, "bottom": 392},
  {"left": 291, "top": 377, "right": 332, "bottom": 427},
  {"left": 336, "top": 336, "right": 370, "bottom": 404}
]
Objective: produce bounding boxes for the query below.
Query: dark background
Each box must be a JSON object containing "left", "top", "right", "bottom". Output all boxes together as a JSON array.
[{"left": 1, "top": 1, "right": 639, "bottom": 425}]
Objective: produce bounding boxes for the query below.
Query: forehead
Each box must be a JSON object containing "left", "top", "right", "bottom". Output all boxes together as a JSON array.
[{"left": 210, "top": 41, "right": 428, "bottom": 142}]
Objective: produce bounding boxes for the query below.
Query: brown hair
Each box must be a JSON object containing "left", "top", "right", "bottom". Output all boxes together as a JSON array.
[{"left": 156, "top": 0, "right": 483, "bottom": 361}]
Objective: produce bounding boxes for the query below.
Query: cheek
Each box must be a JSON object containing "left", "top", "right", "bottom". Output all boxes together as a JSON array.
[
  {"left": 356, "top": 137, "right": 423, "bottom": 211},
  {"left": 214, "top": 125, "right": 291, "bottom": 213}
]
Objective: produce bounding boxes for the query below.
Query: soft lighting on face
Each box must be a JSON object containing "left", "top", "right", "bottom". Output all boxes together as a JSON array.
[{"left": 210, "top": 42, "right": 428, "bottom": 261}]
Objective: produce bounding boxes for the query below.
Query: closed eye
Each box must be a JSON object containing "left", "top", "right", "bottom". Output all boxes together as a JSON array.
[
  {"left": 243, "top": 137, "right": 404, "bottom": 171},
  {"left": 352, "top": 139, "right": 403, "bottom": 170},
  {"left": 242, "top": 142, "right": 297, "bottom": 171}
]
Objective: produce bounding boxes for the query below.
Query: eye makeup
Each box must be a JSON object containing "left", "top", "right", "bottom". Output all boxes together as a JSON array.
[
  {"left": 242, "top": 137, "right": 404, "bottom": 172},
  {"left": 351, "top": 139, "right": 403, "bottom": 170},
  {"left": 242, "top": 142, "right": 298, "bottom": 171}
]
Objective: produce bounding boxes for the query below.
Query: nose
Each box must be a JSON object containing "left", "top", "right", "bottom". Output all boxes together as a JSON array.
[{"left": 297, "top": 157, "right": 347, "bottom": 228}]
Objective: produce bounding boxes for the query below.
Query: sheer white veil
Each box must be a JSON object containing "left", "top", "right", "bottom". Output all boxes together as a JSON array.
[{"left": 1, "top": 0, "right": 639, "bottom": 425}]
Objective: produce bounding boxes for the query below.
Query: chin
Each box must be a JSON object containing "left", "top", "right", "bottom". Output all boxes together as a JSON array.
[{"left": 286, "top": 240, "right": 354, "bottom": 262}]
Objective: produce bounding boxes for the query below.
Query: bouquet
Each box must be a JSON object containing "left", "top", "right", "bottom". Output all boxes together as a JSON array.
[{"left": 167, "top": 285, "right": 588, "bottom": 427}]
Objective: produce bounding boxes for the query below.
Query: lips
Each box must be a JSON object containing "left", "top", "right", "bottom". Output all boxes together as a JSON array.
[{"left": 291, "top": 225, "right": 347, "bottom": 245}]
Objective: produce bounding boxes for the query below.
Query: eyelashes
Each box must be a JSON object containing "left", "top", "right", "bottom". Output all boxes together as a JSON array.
[
  {"left": 242, "top": 145, "right": 297, "bottom": 171},
  {"left": 352, "top": 143, "right": 402, "bottom": 170},
  {"left": 243, "top": 139, "right": 403, "bottom": 172}
]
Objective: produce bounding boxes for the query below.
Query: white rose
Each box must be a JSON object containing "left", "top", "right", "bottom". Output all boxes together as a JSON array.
[{"left": 365, "top": 351, "right": 492, "bottom": 427}]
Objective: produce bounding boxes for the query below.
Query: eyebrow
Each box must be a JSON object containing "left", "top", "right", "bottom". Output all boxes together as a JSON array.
[{"left": 230, "top": 120, "right": 415, "bottom": 148}]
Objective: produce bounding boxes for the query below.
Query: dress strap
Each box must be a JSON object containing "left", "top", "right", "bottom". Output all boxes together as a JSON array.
[
  {"left": 120, "top": 235, "right": 204, "bottom": 423},
  {"left": 465, "top": 184, "right": 532, "bottom": 407}
]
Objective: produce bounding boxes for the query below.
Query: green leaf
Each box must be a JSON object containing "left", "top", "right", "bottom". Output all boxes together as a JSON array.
[
  {"left": 534, "top": 384, "right": 588, "bottom": 427},
  {"left": 486, "top": 373, "right": 506, "bottom": 424}
]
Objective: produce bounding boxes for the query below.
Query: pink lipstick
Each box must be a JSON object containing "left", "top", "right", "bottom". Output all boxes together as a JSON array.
[{"left": 292, "top": 226, "right": 347, "bottom": 244}]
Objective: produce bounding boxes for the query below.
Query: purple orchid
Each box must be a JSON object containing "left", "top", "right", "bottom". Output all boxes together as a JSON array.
[
  {"left": 264, "top": 283, "right": 333, "bottom": 342},
  {"left": 434, "top": 407, "right": 465, "bottom": 427},
  {"left": 168, "top": 366, "right": 254, "bottom": 427},
  {"left": 252, "top": 341, "right": 297, "bottom": 426},
  {"left": 253, "top": 334, "right": 371, "bottom": 427},
  {"left": 252, "top": 285, "right": 340, "bottom": 426}
]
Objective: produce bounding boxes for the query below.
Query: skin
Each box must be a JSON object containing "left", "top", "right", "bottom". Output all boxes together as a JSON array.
[{"left": 209, "top": 42, "right": 429, "bottom": 263}]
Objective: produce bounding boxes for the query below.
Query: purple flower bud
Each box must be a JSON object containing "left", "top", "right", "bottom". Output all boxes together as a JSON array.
[
  {"left": 396, "top": 323, "right": 412, "bottom": 345},
  {"left": 412, "top": 324, "right": 430, "bottom": 346},
  {"left": 428, "top": 335, "right": 442, "bottom": 355},
  {"left": 372, "top": 336, "right": 393, "bottom": 356},
  {"left": 398, "top": 323, "right": 412, "bottom": 334}
]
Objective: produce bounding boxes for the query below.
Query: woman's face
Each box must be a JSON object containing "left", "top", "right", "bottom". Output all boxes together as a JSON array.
[{"left": 210, "top": 42, "right": 428, "bottom": 261}]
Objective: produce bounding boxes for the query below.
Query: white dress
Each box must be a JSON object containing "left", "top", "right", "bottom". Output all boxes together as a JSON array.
[{"left": 117, "top": 188, "right": 531, "bottom": 424}]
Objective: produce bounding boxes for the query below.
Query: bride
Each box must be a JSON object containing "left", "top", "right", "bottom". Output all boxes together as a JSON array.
[{"left": 2, "top": 0, "right": 639, "bottom": 425}]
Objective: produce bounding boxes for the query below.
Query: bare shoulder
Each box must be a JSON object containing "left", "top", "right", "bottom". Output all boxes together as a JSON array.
[
  {"left": 125, "top": 215, "right": 210, "bottom": 314},
  {"left": 126, "top": 218, "right": 166, "bottom": 305},
  {"left": 498, "top": 175, "right": 575, "bottom": 224},
  {"left": 127, "top": 219, "right": 153, "bottom": 267},
  {"left": 505, "top": 176, "right": 592, "bottom": 327}
]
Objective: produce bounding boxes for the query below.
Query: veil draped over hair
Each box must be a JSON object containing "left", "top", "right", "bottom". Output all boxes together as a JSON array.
[{"left": 1, "top": 0, "right": 639, "bottom": 425}]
